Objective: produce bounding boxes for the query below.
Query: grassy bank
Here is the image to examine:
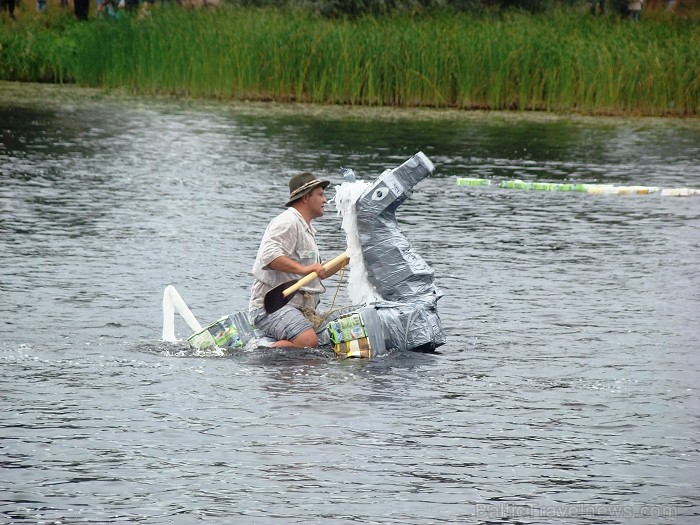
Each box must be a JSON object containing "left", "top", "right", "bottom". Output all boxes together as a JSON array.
[{"left": 1, "top": 5, "right": 698, "bottom": 116}]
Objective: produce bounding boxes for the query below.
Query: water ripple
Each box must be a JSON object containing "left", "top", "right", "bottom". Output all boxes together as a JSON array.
[{"left": 1, "top": 91, "right": 699, "bottom": 524}]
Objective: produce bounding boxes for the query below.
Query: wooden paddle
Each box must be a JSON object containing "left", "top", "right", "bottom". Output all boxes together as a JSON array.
[{"left": 263, "top": 252, "right": 349, "bottom": 314}]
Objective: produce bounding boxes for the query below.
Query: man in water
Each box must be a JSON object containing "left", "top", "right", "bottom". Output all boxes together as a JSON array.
[{"left": 249, "top": 172, "right": 346, "bottom": 348}]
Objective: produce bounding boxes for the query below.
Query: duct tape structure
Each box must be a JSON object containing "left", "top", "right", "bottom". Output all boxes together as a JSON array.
[
  {"left": 162, "top": 152, "right": 446, "bottom": 358},
  {"left": 332, "top": 152, "right": 446, "bottom": 356}
]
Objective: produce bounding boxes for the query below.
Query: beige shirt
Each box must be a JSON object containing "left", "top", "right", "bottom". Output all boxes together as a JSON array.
[{"left": 249, "top": 207, "right": 325, "bottom": 313}]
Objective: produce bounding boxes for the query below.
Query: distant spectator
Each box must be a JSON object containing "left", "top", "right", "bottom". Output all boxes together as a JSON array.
[
  {"left": 612, "top": 0, "right": 629, "bottom": 16},
  {"left": 97, "top": 0, "right": 125, "bottom": 18},
  {"left": 628, "top": 0, "right": 643, "bottom": 21},
  {"left": 590, "top": 0, "right": 605, "bottom": 15},
  {"left": 75, "top": 0, "right": 89, "bottom": 19},
  {"left": 37, "top": 0, "right": 46, "bottom": 12},
  {"left": 1, "top": 0, "right": 16, "bottom": 18}
]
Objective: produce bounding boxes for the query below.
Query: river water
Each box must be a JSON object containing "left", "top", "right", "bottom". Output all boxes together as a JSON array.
[{"left": 1, "top": 83, "right": 699, "bottom": 524}]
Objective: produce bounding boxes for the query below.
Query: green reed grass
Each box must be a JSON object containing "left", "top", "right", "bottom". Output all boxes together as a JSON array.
[{"left": 1, "top": 5, "right": 698, "bottom": 116}]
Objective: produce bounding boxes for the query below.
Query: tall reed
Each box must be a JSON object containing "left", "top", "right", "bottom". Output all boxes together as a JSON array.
[{"left": 1, "top": 5, "right": 698, "bottom": 115}]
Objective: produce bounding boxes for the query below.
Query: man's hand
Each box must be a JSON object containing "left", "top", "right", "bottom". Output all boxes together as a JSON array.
[{"left": 304, "top": 262, "right": 328, "bottom": 280}]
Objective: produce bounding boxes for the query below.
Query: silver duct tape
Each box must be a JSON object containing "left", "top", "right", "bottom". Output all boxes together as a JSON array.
[
  {"left": 375, "top": 302, "right": 446, "bottom": 352},
  {"left": 352, "top": 152, "right": 446, "bottom": 353}
]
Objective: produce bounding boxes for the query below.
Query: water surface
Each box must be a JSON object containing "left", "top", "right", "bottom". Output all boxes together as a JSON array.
[{"left": 1, "top": 83, "right": 699, "bottom": 524}]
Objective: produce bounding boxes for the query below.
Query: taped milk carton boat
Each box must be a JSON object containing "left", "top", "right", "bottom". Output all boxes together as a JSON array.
[{"left": 162, "top": 152, "right": 446, "bottom": 358}]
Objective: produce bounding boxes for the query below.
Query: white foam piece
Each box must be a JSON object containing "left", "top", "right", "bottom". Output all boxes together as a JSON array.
[
  {"left": 585, "top": 184, "right": 616, "bottom": 195},
  {"left": 334, "top": 180, "right": 382, "bottom": 306},
  {"left": 661, "top": 188, "right": 700, "bottom": 197},
  {"left": 606, "top": 185, "right": 660, "bottom": 195},
  {"left": 162, "top": 285, "right": 203, "bottom": 342},
  {"left": 632, "top": 186, "right": 660, "bottom": 194}
]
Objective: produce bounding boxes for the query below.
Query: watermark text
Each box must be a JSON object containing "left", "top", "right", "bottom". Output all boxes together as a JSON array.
[{"left": 475, "top": 503, "right": 678, "bottom": 519}]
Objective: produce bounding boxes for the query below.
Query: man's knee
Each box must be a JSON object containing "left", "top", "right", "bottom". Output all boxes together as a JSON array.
[
  {"left": 291, "top": 328, "right": 319, "bottom": 348},
  {"left": 269, "top": 328, "right": 319, "bottom": 348}
]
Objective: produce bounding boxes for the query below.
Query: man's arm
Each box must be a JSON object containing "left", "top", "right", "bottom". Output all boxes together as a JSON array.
[{"left": 267, "top": 256, "right": 328, "bottom": 279}]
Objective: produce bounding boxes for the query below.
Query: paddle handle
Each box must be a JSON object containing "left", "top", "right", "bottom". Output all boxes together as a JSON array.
[{"left": 282, "top": 252, "right": 349, "bottom": 298}]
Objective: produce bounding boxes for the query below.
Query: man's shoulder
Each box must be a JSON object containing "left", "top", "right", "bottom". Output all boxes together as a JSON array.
[
  {"left": 269, "top": 207, "right": 302, "bottom": 226},
  {"left": 265, "top": 208, "right": 303, "bottom": 234}
]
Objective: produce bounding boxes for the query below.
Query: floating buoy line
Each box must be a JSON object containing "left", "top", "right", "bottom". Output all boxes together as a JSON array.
[{"left": 456, "top": 178, "right": 700, "bottom": 197}]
